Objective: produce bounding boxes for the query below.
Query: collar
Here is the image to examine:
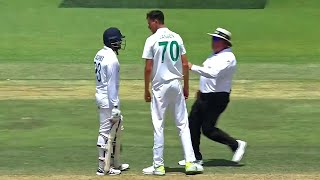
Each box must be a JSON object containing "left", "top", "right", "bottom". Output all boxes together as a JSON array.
[
  {"left": 156, "top": 27, "right": 168, "bottom": 33},
  {"left": 215, "top": 47, "right": 232, "bottom": 55},
  {"left": 103, "top": 46, "right": 111, "bottom": 50}
]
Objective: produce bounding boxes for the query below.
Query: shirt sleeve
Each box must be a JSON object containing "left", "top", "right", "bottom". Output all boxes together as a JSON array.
[
  {"left": 191, "top": 59, "right": 231, "bottom": 78},
  {"left": 107, "top": 61, "right": 120, "bottom": 107},
  {"left": 176, "top": 35, "right": 186, "bottom": 55},
  {"left": 142, "top": 38, "right": 154, "bottom": 59},
  {"left": 180, "top": 43, "right": 186, "bottom": 55}
]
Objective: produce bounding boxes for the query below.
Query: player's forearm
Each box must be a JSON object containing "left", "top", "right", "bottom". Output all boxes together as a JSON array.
[
  {"left": 107, "top": 62, "right": 120, "bottom": 107},
  {"left": 144, "top": 68, "right": 152, "bottom": 91},
  {"left": 181, "top": 54, "right": 189, "bottom": 89},
  {"left": 182, "top": 61, "right": 189, "bottom": 90},
  {"left": 108, "top": 85, "right": 119, "bottom": 107},
  {"left": 110, "top": 95, "right": 119, "bottom": 107}
]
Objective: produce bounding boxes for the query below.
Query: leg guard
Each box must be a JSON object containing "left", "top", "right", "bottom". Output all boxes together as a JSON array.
[
  {"left": 113, "top": 118, "right": 123, "bottom": 168},
  {"left": 104, "top": 119, "right": 121, "bottom": 172},
  {"left": 97, "top": 133, "right": 108, "bottom": 171}
]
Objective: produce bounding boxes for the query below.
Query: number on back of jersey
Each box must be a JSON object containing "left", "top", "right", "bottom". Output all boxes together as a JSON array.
[
  {"left": 94, "top": 55, "right": 104, "bottom": 82},
  {"left": 94, "top": 62, "right": 101, "bottom": 82},
  {"left": 158, "top": 40, "right": 180, "bottom": 63}
]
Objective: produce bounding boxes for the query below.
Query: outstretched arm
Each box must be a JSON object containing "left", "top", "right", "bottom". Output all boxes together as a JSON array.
[{"left": 189, "top": 60, "right": 231, "bottom": 78}]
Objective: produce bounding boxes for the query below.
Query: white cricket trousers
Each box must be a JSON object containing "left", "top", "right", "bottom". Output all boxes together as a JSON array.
[
  {"left": 98, "top": 108, "right": 113, "bottom": 137},
  {"left": 151, "top": 79, "right": 196, "bottom": 167},
  {"left": 95, "top": 93, "right": 114, "bottom": 144}
]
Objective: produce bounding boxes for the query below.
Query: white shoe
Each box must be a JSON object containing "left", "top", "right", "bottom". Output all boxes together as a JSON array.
[
  {"left": 185, "top": 162, "right": 204, "bottom": 175},
  {"left": 108, "top": 168, "right": 121, "bottom": 175},
  {"left": 232, "top": 140, "right": 247, "bottom": 162},
  {"left": 178, "top": 159, "right": 203, "bottom": 166},
  {"left": 96, "top": 168, "right": 105, "bottom": 176},
  {"left": 143, "top": 165, "right": 155, "bottom": 175},
  {"left": 119, "top": 163, "right": 130, "bottom": 171},
  {"left": 142, "top": 165, "right": 165, "bottom": 175},
  {"left": 96, "top": 167, "right": 121, "bottom": 176}
]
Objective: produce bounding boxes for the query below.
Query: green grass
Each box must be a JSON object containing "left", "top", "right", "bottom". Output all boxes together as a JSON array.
[
  {"left": 0, "top": 0, "right": 320, "bottom": 177},
  {"left": 0, "top": 99, "right": 319, "bottom": 174},
  {"left": 1, "top": 0, "right": 320, "bottom": 64},
  {"left": 60, "top": 0, "right": 267, "bottom": 9},
  {"left": 1, "top": 63, "right": 320, "bottom": 80}
]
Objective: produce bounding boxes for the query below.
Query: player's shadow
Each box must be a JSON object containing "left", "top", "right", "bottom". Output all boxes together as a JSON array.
[
  {"left": 204, "top": 159, "right": 244, "bottom": 167},
  {"left": 165, "top": 167, "right": 185, "bottom": 173},
  {"left": 164, "top": 159, "right": 243, "bottom": 173}
]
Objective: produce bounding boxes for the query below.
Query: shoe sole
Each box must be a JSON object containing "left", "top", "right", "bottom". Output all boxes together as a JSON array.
[
  {"left": 108, "top": 173, "right": 121, "bottom": 176},
  {"left": 143, "top": 172, "right": 153, "bottom": 175},
  {"left": 154, "top": 172, "right": 165, "bottom": 176},
  {"left": 96, "top": 172, "right": 105, "bottom": 176},
  {"left": 97, "top": 172, "right": 121, "bottom": 176},
  {"left": 121, "top": 167, "right": 130, "bottom": 171},
  {"left": 143, "top": 172, "right": 165, "bottom": 176}
]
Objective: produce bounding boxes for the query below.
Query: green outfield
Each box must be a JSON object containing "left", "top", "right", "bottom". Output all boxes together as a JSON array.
[{"left": 0, "top": 0, "right": 320, "bottom": 179}]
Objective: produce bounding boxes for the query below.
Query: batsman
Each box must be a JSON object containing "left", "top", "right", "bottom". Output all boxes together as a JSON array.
[{"left": 93, "top": 27, "right": 129, "bottom": 176}]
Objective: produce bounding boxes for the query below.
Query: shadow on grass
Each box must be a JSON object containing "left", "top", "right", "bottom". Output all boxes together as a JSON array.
[
  {"left": 165, "top": 167, "right": 185, "bottom": 173},
  {"left": 164, "top": 159, "right": 243, "bottom": 173},
  {"left": 204, "top": 159, "right": 244, "bottom": 167}
]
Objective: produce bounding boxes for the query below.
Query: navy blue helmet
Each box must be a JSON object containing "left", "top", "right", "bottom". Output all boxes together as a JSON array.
[{"left": 103, "top": 27, "right": 126, "bottom": 54}]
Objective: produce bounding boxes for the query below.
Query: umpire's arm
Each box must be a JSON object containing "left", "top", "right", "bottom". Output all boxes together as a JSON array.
[{"left": 189, "top": 60, "right": 230, "bottom": 78}]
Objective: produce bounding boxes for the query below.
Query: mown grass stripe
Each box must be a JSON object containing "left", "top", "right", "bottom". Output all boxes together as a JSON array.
[
  {"left": 59, "top": 0, "right": 267, "bottom": 9},
  {"left": 0, "top": 80, "right": 319, "bottom": 100}
]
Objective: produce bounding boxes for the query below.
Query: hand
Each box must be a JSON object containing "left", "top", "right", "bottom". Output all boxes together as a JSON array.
[
  {"left": 188, "top": 62, "right": 193, "bottom": 70},
  {"left": 183, "top": 87, "right": 189, "bottom": 100},
  {"left": 144, "top": 90, "right": 151, "bottom": 102},
  {"left": 111, "top": 107, "right": 121, "bottom": 122}
]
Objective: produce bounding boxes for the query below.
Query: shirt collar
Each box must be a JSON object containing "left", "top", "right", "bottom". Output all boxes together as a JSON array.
[
  {"left": 156, "top": 27, "right": 168, "bottom": 33},
  {"left": 103, "top": 46, "right": 110, "bottom": 50},
  {"left": 214, "top": 47, "right": 232, "bottom": 55}
]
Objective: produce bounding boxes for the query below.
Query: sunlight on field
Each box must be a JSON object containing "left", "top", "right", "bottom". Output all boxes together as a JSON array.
[{"left": 0, "top": 80, "right": 319, "bottom": 100}]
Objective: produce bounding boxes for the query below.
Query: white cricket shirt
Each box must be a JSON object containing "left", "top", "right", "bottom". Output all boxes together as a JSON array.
[
  {"left": 191, "top": 48, "right": 236, "bottom": 93},
  {"left": 94, "top": 46, "right": 120, "bottom": 107},
  {"left": 142, "top": 27, "right": 186, "bottom": 88}
]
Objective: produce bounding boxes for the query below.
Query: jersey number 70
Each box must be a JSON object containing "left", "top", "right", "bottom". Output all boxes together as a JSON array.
[{"left": 158, "top": 40, "right": 180, "bottom": 63}]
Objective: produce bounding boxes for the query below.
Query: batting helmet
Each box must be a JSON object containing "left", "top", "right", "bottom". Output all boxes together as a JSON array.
[{"left": 103, "top": 27, "right": 126, "bottom": 55}]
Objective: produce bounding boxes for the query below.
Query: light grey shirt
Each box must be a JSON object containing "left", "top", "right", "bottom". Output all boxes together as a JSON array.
[
  {"left": 94, "top": 46, "right": 120, "bottom": 107},
  {"left": 191, "top": 48, "right": 236, "bottom": 93}
]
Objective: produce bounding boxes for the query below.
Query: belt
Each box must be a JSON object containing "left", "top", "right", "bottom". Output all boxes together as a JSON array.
[{"left": 200, "top": 92, "right": 230, "bottom": 99}]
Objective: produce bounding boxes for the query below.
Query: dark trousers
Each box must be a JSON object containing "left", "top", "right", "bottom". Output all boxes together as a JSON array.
[{"left": 189, "top": 92, "right": 238, "bottom": 160}]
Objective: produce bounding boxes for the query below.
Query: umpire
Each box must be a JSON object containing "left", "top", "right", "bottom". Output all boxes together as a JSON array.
[{"left": 179, "top": 28, "right": 246, "bottom": 166}]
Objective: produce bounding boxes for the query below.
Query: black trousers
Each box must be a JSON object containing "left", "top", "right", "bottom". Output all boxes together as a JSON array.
[{"left": 189, "top": 92, "right": 238, "bottom": 160}]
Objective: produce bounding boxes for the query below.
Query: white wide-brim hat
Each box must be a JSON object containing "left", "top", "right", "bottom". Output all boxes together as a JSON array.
[{"left": 207, "top": 27, "right": 232, "bottom": 46}]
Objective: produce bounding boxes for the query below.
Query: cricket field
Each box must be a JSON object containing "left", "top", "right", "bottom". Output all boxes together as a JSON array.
[{"left": 0, "top": 0, "right": 319, "bottom": 179}]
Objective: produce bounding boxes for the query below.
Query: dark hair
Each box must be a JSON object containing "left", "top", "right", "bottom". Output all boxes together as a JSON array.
[{"left": 146, "top": 10, "right": 164, "bottom": 24}]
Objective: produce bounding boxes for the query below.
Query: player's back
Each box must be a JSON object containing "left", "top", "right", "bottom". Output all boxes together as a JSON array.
[
  {"left": 94, "top": 47, "right": 119, "bottom": 94},
  {"left": 144, "top": 28, "right": 186, "bottom": 88}
]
